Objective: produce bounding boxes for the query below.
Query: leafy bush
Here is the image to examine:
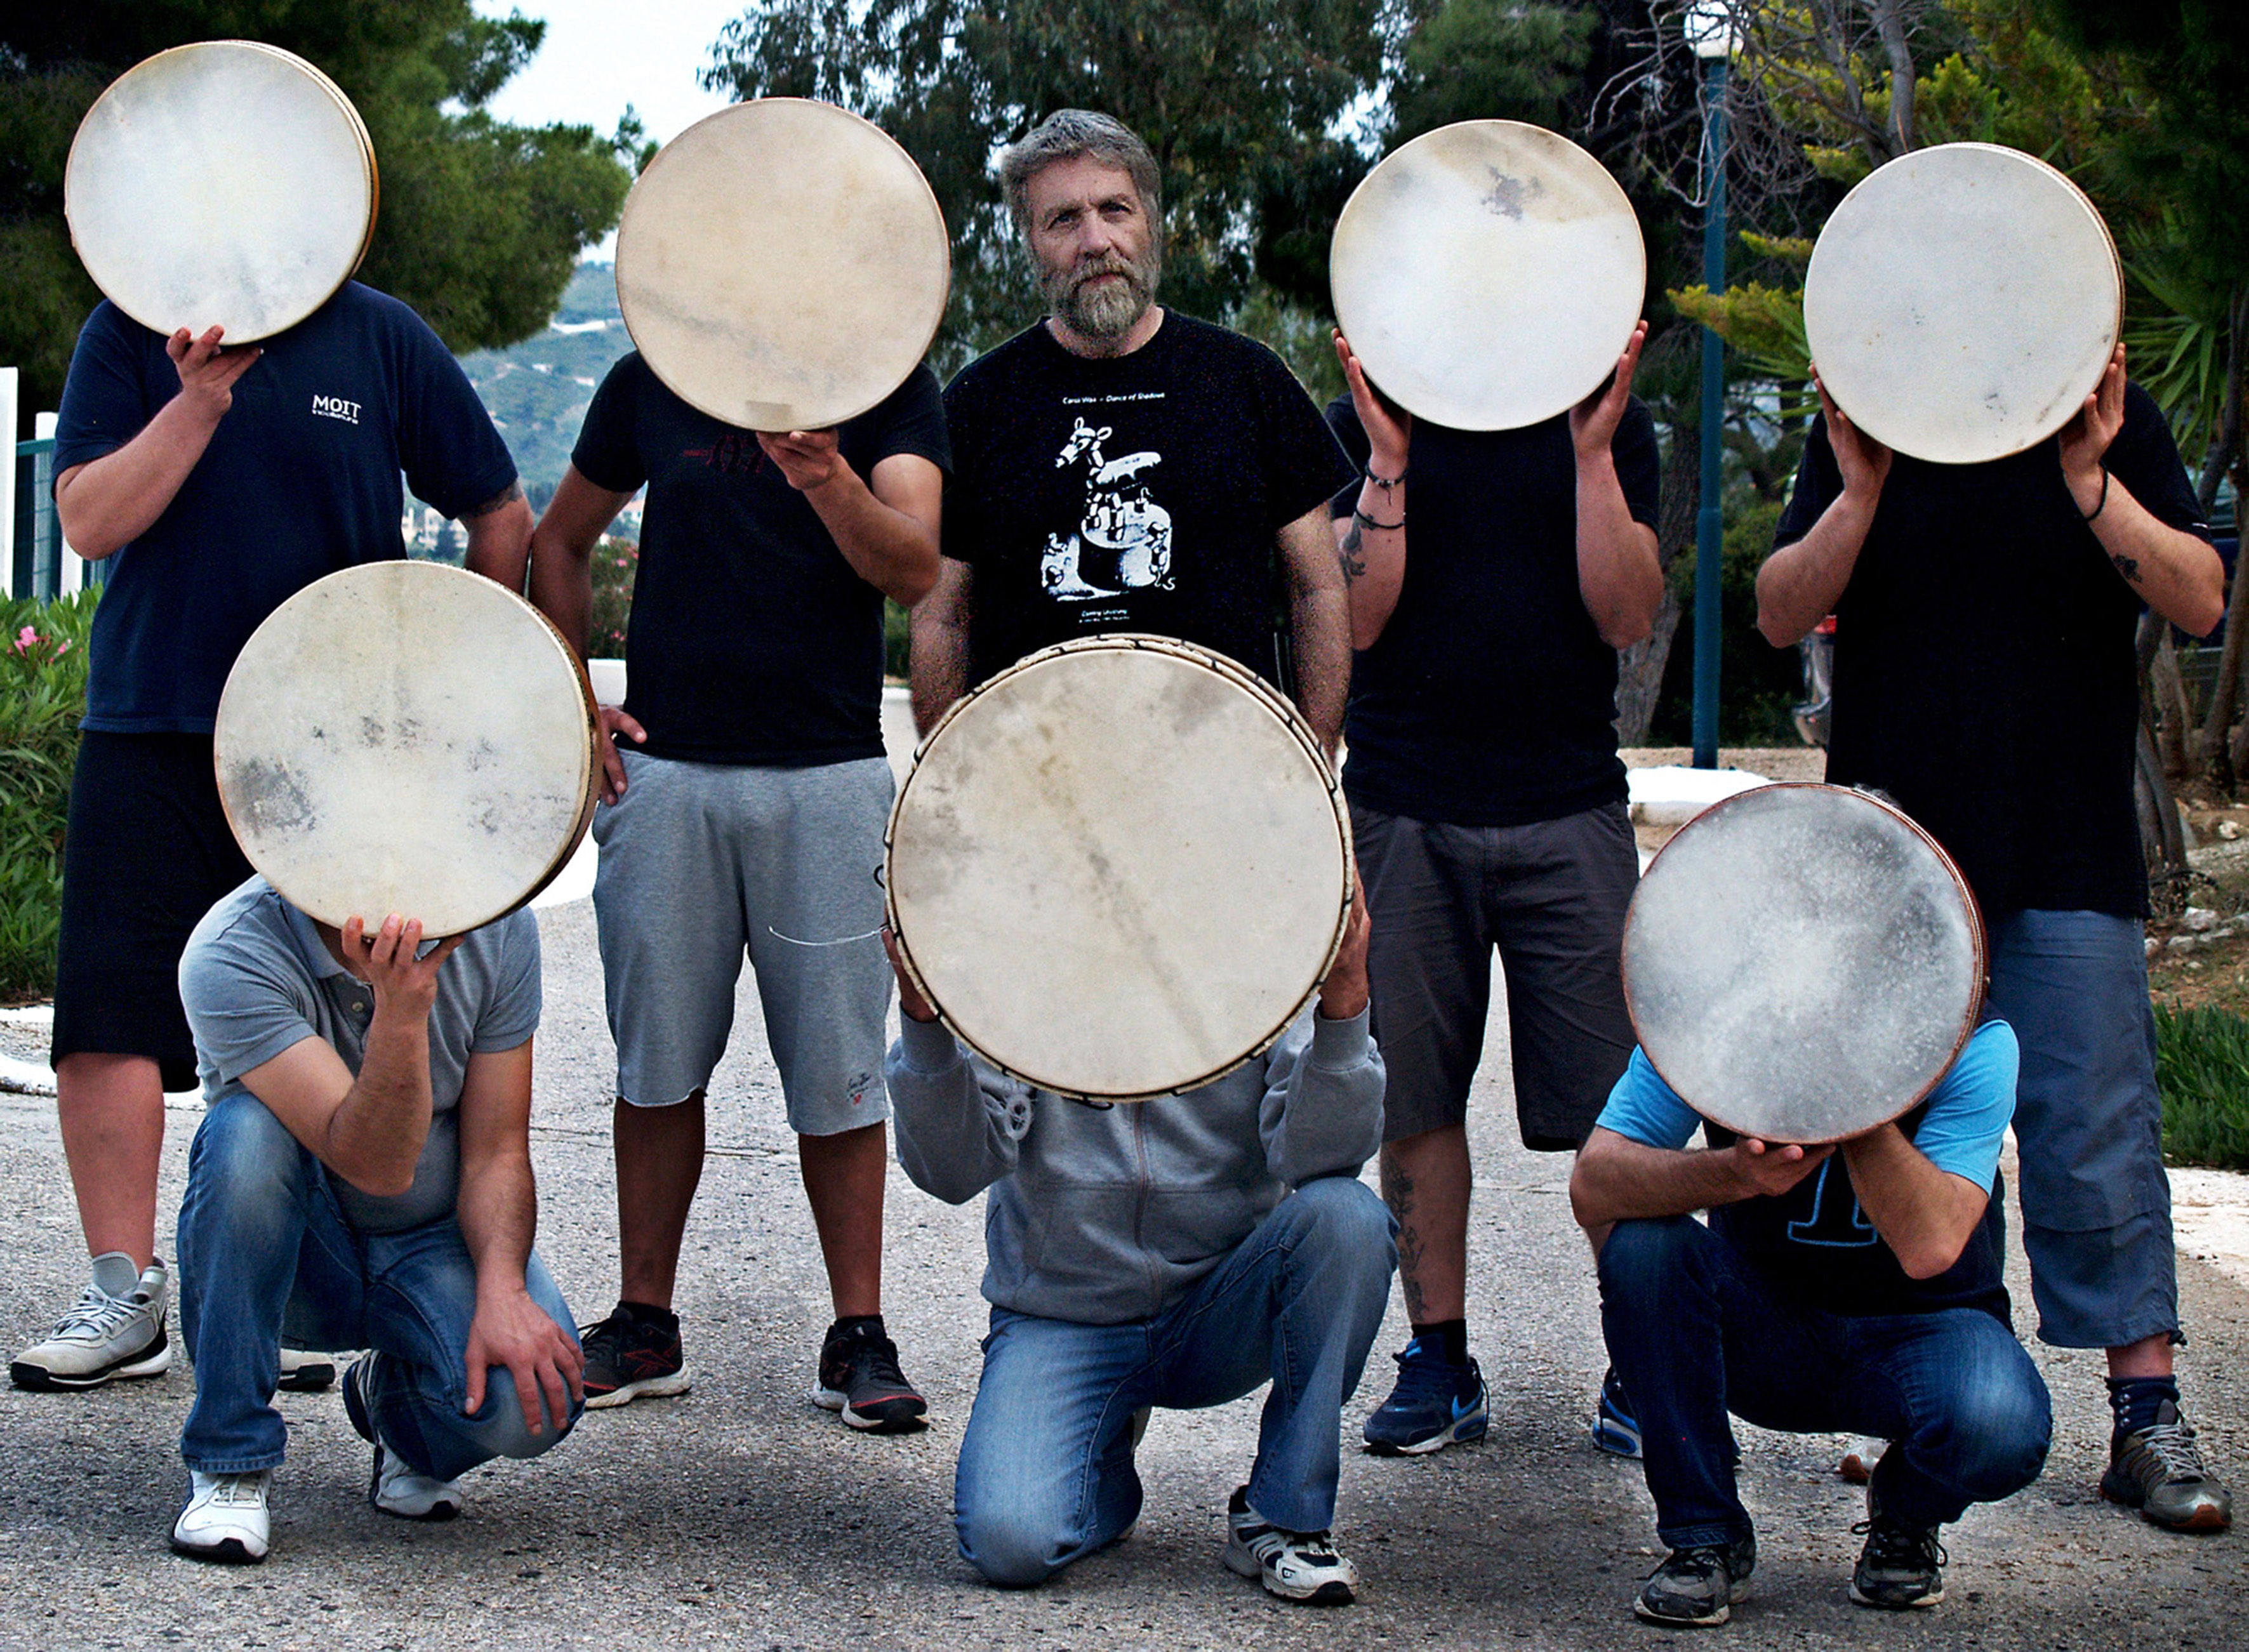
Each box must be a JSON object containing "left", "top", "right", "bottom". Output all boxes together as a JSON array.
[
  {"left": 0, "top": 590, "right": 97, "bottom": 1001},
  {"left": 588, "top": 536, "right": 636, "bottom": 657},
  {"left": 884, "top": 598, "right": 910, "bottom": 681},
  {"left": 2153, "top": 1002, "right": 2249, "bottom": 1171}
]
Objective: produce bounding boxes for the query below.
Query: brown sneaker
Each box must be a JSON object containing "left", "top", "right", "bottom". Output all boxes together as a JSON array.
[{"left": 2100, "top": 1401, "right": 2233, "bottom": 1533}]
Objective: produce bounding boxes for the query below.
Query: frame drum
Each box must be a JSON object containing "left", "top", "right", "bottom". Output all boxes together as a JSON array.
[
  {"left": 1329, "top": 121, "right": 1646, "bottom": 430},
  {"left": 1621, "top": 784, "right": 1986, "bottom": 1146},
  {"left": 214, "top": 563, "right": 601, "bottom": 937},
  {"left": 66, "top": 42, "right": 376, "bottom": 342},
  {"left": 615, "top": 98, "right": 950, "bottom": 432},
  {"left": 885, "top": 637, "right": 1353, "bottom": 1102},
  {"left": 1804, "top": 142, "right": 2121, "bottom": 465}
]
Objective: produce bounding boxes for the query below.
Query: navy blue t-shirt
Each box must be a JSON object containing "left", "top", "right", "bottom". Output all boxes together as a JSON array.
[
  {"left": 54, "top": 284, "right": 517, "bottom": 734},
  {"left": 570, "top": 354, "right": 952, "bottom": 766},
  {"left": 1325, "top": 399, "right": 1662, "bottom": 826}
]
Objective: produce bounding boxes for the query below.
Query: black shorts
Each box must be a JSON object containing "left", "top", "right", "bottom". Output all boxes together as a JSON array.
[{"left": 51, "top": 730, "right": 253, "bottom": 1092}]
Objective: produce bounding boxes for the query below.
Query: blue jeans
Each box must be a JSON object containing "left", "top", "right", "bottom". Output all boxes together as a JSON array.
[
  {"left": 954, "top": 1177, "right": 1395, "bottom": 1586},
  {"left": 176, "top": 1092, "right": 581, "bottom": 1479},
  {"left": 1598, "top": 1216, "right": 2051, "bottom": 1549}
]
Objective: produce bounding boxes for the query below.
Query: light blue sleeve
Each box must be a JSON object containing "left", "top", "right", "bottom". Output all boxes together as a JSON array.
[
  {"left": 1908, "top": 1020, "right": 2017, "bottom": 1192},
  {"left": 1592, "top": 1048, "right": 1703, "bottom": 1151}
]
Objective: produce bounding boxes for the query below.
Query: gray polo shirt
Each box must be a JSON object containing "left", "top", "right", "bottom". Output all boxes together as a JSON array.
[{"left": 178, "top": 876, "right": 542, "bottom": 1233}]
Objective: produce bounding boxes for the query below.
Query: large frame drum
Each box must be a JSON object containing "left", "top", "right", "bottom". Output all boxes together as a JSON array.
[
  {"left": 1622, "top": 784, "right": 1986, "bottom": 1145},
  {"left": 886, "top": 637, "right": 1353, "bottom": 1102},
  {"left": 213, "top": 562, "right": 600, "bottom": 937}
]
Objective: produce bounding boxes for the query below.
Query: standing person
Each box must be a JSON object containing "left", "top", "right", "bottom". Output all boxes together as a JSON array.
[
  {"left": 883, "top": 893, "right": 1393, "bottom": 1604},
  {"left": 1324, "top": 329, "right": 1664, "bottom": 1455},
  {"left": 13, "top": 285, "right": 531, "bottom": 1393},
  {"left": 527, "top": 352, "right": 946, "bottom": 1428},
  {"left": 1756, "top": 348, "right": 2232, "bottom": 1533},
  {"left": 170, "top": 885, "right": 580, "bottom": 1563},
  {"left": 913, "top": 110, "right": 1355, "bottom": 749}
]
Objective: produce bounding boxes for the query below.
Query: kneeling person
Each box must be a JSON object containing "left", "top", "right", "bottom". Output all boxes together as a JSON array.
[
  {"left": 1569, "top": 1021, "right": 2050, "bottom": 1625},
  {"left": 170, "top": 882, "right": 582, "bottom": 1563},
  {"left": 885, "top": 898, "right": 1393, "bottom": 1604}
]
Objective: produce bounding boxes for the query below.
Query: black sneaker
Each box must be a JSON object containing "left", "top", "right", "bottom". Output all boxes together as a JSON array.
[
  {"left": 2100, "top": 1399, "right": 2233, "bottom": 1533},
  {"left": 1848, "top": 1493, "right": 1945, "bottom": 1609},
  {"left": 813, "top": 1319, "right": 926, "bottom": 1432},
  {"left": 578, "top": 1304, "right": 691, "bottom": 1410},
  {"left": 1633, "top": 1534, "right": 1755, "bottom": 1627}
]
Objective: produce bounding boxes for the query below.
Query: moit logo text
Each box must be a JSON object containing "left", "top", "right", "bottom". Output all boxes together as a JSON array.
[{"left": 310, "top": 394, "right": 362, "bottom": 425}]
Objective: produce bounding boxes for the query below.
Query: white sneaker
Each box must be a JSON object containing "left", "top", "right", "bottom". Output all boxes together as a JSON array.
[
  {"left": 343, "top": 1354, "right": 464, "bottom": 1519},
  {"left": 277, "top": 1348, "right": 338, "bottom": 1392},
  {"left": 1222, "top": 1485, "right": 1358, "bottom": 1605},
  {"left": 11, "top": 1259, "right": 172, "bottom": 1391},
  {"left": 171, "top": 1470, "right": 270, "bottom": 1563}
]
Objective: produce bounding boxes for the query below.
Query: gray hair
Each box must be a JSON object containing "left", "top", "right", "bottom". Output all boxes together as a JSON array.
[{"left": 998, "top": 110, "right": 1164, "bottom": 248}]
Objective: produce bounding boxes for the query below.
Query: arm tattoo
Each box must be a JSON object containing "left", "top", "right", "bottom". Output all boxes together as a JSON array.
[
  {"left": 1337, "top": 517, "right": 1367, "bottom": 586},
  {"left": 461, "top": 479, "right": 525, "bottom": 519},
  {"left": 2111, "top": 552, "right": 2144, "bottom": 585}
]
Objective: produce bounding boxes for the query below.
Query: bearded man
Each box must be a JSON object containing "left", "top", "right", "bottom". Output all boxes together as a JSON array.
[{"left": 912, "top": 109, "right": 1357, "bottom": 752}]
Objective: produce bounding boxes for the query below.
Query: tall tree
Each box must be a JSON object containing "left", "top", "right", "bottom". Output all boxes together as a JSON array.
[{"left": 0, "top": 2, "right": 632, "bottom": 436}]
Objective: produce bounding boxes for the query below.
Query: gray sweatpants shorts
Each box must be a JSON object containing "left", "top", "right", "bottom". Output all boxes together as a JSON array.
[{"left": 592, "top": 750, "right": 893, "bottom": 1135}]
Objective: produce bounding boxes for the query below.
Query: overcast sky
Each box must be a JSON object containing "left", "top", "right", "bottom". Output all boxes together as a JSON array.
[{"left": 474, "top": 0, "right": 741, "bottom": 149}]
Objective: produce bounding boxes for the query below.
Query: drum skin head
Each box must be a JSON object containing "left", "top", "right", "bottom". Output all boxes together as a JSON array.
[
  {"left": 886, "top": 637, "right": 1352, "bottom": 1101},
  {"left": 214, "top": 563, "right": 600, "bottom": 938},
  {"left": 66, "top": 41, "right": 376, "bottom": 343},
  {"left": 1330, "top": 120, "right": 1646, "bottom": 430},
  {"left": 1622, "top": 784, "right": 1986, "bottom": 1146},
  {"left": 616, "top": 98, "right": 950, "bottom": 432},
  {"left": 1805, "top": 143, "right": 2121, "bottom": 466}
]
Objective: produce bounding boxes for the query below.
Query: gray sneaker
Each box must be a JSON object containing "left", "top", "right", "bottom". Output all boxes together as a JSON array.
[
  {"left": 2101, "top": 1400, "right": 2233, "bottom": 1533},
  {"left": 1848, "top": 1491, "right": 1945, "bottom": 1609},
  {"left": 11, "top": 1259, "right": 172, "bottom": 1391},
  {"left": 1633, "top": 1533, "right": 1756, "bottom": 1627}
]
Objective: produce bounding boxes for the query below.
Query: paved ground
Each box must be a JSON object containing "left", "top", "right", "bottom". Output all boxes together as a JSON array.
[{"left": 2, "top": 887, "right": 2245, "bottom": 1650}]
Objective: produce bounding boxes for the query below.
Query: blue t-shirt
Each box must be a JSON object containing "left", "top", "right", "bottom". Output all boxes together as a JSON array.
[
  {"left": 1596, "top": 1021, "right": 2019, "bottom": 1321},
  {"left": 55, "top": 284, "right": 518, "bottom": 734}
]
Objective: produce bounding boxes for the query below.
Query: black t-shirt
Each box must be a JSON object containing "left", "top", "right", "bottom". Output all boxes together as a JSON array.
[
  {"left": 942, "top": 314, "right": 1355, "bottom": 687},
  {"left": 1326, "top": 399, "right": 1662, "bottom": 826},
  {"left": 54, "top": 286, "right": 517, "bottom": 734},
  {"left": 571, "top": 354, "right": 951, "bottom": 766},
  {"left": 1774, "top": 385, "right": 2210, "bottom": 918}
]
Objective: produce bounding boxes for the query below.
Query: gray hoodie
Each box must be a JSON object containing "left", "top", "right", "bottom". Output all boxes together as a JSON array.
[{"left": 887, "top": 1009, "right": 1385, "bottom": 1325}]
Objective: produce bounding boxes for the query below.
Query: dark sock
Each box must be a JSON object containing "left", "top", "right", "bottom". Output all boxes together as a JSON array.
[
  {"left": 2107, "top": 1375, "right": 2180, "bottom": 1438},
  {"left": 1412, "top": 1319, "right": 1469, "bottom": 1366},
  {"left": 618, "top": 1299, "right": 679, "bottom": 1333},
  {"left": 826, "top": 1313, "right": 885, "bottom": 1345}
]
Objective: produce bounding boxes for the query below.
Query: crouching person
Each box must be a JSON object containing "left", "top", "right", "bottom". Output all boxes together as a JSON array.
[
  {"left": 883, "top": 894, "right": 1393, "bottom": 1605},
  {"left": 169, "top": 878, "right": 582, "bottom": 1563},
  {"left": 1569, "top": 1019, "right": 2051, "bottom": 1625}
]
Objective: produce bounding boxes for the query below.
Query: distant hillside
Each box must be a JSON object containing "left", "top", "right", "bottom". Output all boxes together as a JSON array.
[{"left": 457, "top": 261, "right": 630, "bottom": 512}]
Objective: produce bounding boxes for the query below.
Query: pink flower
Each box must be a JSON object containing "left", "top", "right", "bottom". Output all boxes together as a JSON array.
[{"left": 14, "top": 626, "right": 36, "bottom": 652}]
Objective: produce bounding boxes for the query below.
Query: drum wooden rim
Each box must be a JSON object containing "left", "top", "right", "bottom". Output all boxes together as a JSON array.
[
  {"left": 1329, "top": 119, "right": 1646, "bottom": 430},
  {"left": 66, "top": 41, "right": 378, "bottom": 342},
  {"left": 885, "top": 635, "right": 1353, "bottom": 1101},
  {"left": 1622, "top": 783, "right": 1987, "bottom": 1145},
  {"left": 213, "top": 562, "right": 600, "bottom": 937},
  {"left": 614, "top": 97, "right": 950, "bottom": 432}
]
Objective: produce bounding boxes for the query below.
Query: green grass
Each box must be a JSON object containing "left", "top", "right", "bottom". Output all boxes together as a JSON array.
[{"left": 2153, "top": 1002, "right": 2249, "bottom": 1171}]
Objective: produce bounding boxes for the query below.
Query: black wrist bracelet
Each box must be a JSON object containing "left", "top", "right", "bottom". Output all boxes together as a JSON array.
[
  {"left": 1353, "top": 506, "right": 1405, "bottom": 531},
  {"left": 2082, "top": 466, "right": 2110, "bottom": 524},
  {"left": 1365, "top": 466, "right": 1407, "bottom": 491}
]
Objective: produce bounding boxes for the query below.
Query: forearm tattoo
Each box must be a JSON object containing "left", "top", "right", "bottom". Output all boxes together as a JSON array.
[
  {"left": 461, "top": 479, "right": 525, "bottom": 519},
  {"left": 1337, "top": 517, "right": 1367, "bottom": 586},
  {"left": 2111, "top": 551, "right": 2144, "bottom": 586}
]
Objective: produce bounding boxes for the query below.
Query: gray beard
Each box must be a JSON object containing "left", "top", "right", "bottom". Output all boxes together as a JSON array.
[{"left": 1046, "top": 253, "right": 1158, "bottom": 340}]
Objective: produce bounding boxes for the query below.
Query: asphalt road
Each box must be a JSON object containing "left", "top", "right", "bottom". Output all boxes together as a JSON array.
[{"left": 1, "top": 892, "right": 2242, "bottom": 1649}]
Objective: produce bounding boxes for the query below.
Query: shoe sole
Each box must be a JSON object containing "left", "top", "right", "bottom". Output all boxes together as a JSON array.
[
  {"left": 1590, "top": 1422, "right": 1642, "bottom": 1460},
  {"left": 1848, "top": 1582, "right": 1943, "bottom": 1609},
  {"left": 812, "top": 1385, "right": 928, "bottom": 1433},
  {"left": 1633, "top": 1578, "right": 1751, "bottom": 1627},
  {"left": 11, "top": 1337, "right": 173, "bottom": 1392},
  {"left": 169, "top": 1533, "right": 265, "bottom": 1565},
  {"left": 583, "top": 1370, "right": 693, "bottom": 1410},
  {"left": 2099, "top": 1474, "right": 2232, "bottom": 1533},
  {"left": 1222, "top": 1543, "right": 1355, "bottom": 1605},
  {"left": 1363, "top": 1411, "right": 1488, "bottom": 1457}
]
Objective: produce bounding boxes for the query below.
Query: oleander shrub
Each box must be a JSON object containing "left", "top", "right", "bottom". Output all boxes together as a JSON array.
[
  {"left": 0, "top": 590, "right": 97, "bottom": 1000},
  {"left": 2153, "top": 1002, "right": 2249, "bottom": 1172},
  {"left": 588, "top": 536, "right": 636, "bottom": 657}
]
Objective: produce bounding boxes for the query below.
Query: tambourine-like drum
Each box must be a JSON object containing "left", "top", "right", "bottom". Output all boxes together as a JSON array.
[
  {"left": 1804, "top": 142, "right": 2121, "bottom": 465},
  {"left": 66, "top": 41, "right": 378, "bottom": 342},
  {"left": 886, "top": 637, "right": 1353, "bottom": 1102},
  {"left": 615, "top": 98, "right": 950, "bottom": 432},
  {"left": 214, "top": 563, "right": 600, "bottom": 937},
  {"left": 1330, "top": 120, "right": 1646, "bottom": 430},
  {"left": 1621, "top": 784, "right": 1986, "bottom": 1145}
]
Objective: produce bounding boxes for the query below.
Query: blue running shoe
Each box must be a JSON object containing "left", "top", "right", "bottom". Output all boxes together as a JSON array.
[
  {"left": 1591, "top": 1366, "right": 1642, "bottom": 1459},
  {"left": 1362, "top": 1337, "right": 1487, "bottom": 1455}
]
